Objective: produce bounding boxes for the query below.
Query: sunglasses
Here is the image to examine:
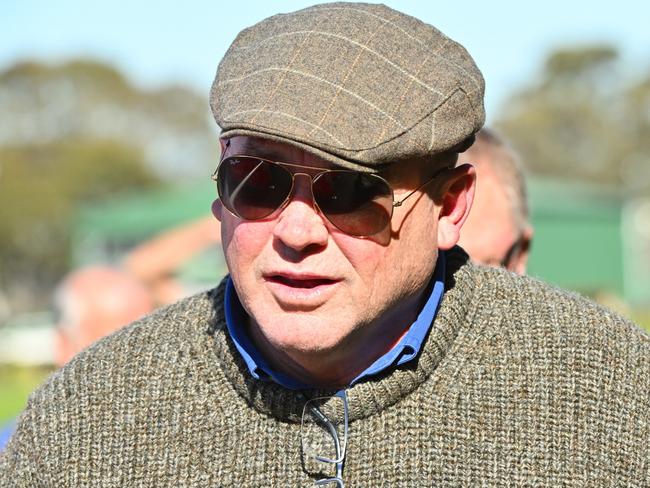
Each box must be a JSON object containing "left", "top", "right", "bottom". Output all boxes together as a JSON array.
[{"left": 213, "top": 155, "right": 449, "bottom": 237}]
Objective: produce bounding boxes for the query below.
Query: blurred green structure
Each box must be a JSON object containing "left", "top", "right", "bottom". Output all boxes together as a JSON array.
[
  {"left": 527, "top": 178, "right": 623, "bottom": 296},
  {"left": 527, "top": 177, "right": 650, "bottom": 307},
  {"left": 73, "top": 180, "right": 226, "bottom": 286}
]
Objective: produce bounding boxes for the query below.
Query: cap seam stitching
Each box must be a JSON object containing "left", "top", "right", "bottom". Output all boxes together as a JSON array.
[
  {"left": 303, "top": 5, "right": 482, "bottom": 90},
  {"left": 220, "top": 86, "right": 466, "bottom": 156},
  {"left": 372, "top": 39, "right": 432, "bottom": 148},
  {"left": 357, "top": 86, "right": 464, "bottom": 157},
  {"left": 218, "top": 67, "right": 408, "bottom": 132},
  {"left": 229, "top": 30, "right": 445, "bottom": 97},
  {"left": 307, "top": 12, "right": 394, "bottom": 139}
]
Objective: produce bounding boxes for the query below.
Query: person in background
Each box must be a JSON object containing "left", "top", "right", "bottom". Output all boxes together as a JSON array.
[
  {"left": 52, "top": 266, "right": 154, "bottom": 366},
  {"left": 0, "top": 266, "right": 154, "bottom": 451},
  {"left": 457, "top": 128, "right": 533, "bottom": 274},
  {"left": 1, "top": 214, "right": 220, "bottom": 452}
]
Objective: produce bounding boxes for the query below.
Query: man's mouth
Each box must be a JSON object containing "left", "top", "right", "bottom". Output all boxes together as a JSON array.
[
  {"left": 267, "top": 275, "right": 338, "bottom": 289},
  {"left": 263, "top": 272, "right": 342, "bottom": 309}
]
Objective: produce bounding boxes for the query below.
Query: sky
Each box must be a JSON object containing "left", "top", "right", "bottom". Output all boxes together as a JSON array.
[{"left": 3, "top": 0, "right": 650, "bottom": 121}]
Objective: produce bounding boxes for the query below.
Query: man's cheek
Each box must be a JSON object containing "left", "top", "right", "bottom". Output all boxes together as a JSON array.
[
  {"left": 225, "top": 223, "right": 260, "bottom": 265},
  {"left": 220, "top": 223, "right": 241, "bottom": 272}
]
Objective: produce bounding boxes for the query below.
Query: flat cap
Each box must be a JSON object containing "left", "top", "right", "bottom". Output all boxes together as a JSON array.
[{"left": 210, "top": 2, "right": 485, "bottom": 172}]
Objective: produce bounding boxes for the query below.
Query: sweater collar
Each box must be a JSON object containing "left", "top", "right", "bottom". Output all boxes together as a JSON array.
[{"left": 207, "top": 247, "right": 475, "bottom": 422}]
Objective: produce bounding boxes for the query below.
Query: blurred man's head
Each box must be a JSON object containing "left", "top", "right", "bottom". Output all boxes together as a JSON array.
[
  {"left": 457, "top": 128, "right": 533, "bottom": 274},
  {"left": 54, "top": 266, "right": 154, "bottom": 366}
]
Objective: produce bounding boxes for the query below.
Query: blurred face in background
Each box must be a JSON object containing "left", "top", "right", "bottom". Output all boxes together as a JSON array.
[
  {"left": 458, "top": 158, "right": 530, "bottom": 274},
  {"left": 54, "top": 267, "right": 153, "bottom": 367}
]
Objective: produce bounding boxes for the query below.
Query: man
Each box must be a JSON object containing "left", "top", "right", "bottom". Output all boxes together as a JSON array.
[
  {"left": 2, "top": 3, "right": 648, "bottom": 486},
  {"left": 457, "top": 128, "right": 533, "bottom": 273}
]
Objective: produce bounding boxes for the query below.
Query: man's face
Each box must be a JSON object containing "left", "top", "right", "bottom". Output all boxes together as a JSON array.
[
  {"left": 457, "top": 161, "right": 528, "bottom": 273},
  {"left": 214, "top": 136, "right": 445, "bottom": 382}
]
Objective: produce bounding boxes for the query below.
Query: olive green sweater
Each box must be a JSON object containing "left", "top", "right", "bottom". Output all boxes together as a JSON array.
[{"left": 1, "top": 251, "right": 649, "bottom": 486}]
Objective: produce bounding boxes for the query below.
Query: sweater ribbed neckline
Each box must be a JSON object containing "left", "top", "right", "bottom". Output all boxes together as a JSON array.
[{"left": 207, "top": 247, "right": 475, "bottom": 423}]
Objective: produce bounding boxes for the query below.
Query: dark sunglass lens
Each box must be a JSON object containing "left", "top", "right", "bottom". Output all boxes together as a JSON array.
[
  {"left": 217, "top": 157, "right": 292, "bottom": 220},
  {"left": 313, "top": 172, "right": 393, "bottom": 236}
]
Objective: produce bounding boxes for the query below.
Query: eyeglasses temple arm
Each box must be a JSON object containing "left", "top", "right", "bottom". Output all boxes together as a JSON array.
[{"left": 301, "top": 390, "right": 347, "bottom": 465}]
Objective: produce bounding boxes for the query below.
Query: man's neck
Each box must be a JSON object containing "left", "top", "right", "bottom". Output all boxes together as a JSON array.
[{"left": 247, "top": 290, "right": 427, "bottom": 388}]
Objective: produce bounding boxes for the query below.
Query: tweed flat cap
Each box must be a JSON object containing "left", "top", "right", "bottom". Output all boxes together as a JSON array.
[{"left": 210, "top": 2, "right": 485, "bottom": 171}]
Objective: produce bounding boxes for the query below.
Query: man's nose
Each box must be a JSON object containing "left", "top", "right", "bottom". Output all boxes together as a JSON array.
[{"left": 272, "top": 174, "right": 329, "bottom": 251}]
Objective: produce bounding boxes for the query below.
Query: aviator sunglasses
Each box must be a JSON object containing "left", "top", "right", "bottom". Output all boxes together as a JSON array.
[{"left": 213, "top": 155, "right": 449, "bottom": 237}]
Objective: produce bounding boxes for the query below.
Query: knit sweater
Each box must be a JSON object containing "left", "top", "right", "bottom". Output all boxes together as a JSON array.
[{"left": 1, "top": 250, "right": 649, "bottom": 486}]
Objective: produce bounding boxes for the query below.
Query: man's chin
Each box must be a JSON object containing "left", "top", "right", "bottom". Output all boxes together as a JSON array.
[
  {"left": 255, "top": 321, "right": 350, "bottom": 358},
  {"left": 271, "top": 331, "right": 347, "bottom": 356}
]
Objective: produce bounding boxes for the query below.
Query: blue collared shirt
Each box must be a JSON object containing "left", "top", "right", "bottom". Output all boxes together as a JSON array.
[{"left": 224, "top": 252, "right": 446, "bottom": 389}]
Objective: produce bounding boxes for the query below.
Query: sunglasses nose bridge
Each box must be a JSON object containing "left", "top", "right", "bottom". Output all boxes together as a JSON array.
[
  {"left": 283, "top": 171, "right": 337, "bottom": 231},
  {"left": 289, "top": 171, "right": 318, "bottom": 204}
]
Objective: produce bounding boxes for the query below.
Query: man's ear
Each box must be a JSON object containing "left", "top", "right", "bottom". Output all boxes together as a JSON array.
[
  {"left": 211, "top": 198, "right": 223, "bottom": 222},
  {"left": 436, "top": 163, "right": 476, "bottom": 250}
]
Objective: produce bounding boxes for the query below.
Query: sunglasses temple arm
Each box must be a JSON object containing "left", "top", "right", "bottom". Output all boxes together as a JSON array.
[
  {"left": 393, "top": 179, "right": 431, "bottom": 208},
  {"left": 392, "top": 166, "right": 450, "bottom": 207}
]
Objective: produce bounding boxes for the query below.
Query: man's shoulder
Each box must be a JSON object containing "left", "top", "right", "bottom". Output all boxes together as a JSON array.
[
  {"left": 443, "top": 264, "right": 650, "bottom": 432},
  {"left": 431, "top": 263, "right": 650, "bottom": 483},
  {"left": 79, "top": 284, "right": 224, "bottom": 364},
  {"left": 465, "top": 264, "right": 649, "bottom": 369},
  {"left": 29, "top": 282, "right": 228, "bottom": 413},
  {"left": 0, "top": 280, "right": 241, "bottom": 484}
]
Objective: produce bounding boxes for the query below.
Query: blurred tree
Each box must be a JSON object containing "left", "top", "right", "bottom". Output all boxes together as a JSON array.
[
  {"left": 496, "top": 44, "right": 650, "bottom": 194},
  {"left": 0, "top": 139, "right": 159, "bottom": 312},
  {"left": 0, "top": 59, "right": 217, "bottom": 180},
  {"left": 0, "top": 58, "right": 219, "bottom": 315}
]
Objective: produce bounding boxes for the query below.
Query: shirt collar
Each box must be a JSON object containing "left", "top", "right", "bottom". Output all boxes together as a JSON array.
[{"left": 224, "top": 252, "right": 446, "bottom": 390}]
